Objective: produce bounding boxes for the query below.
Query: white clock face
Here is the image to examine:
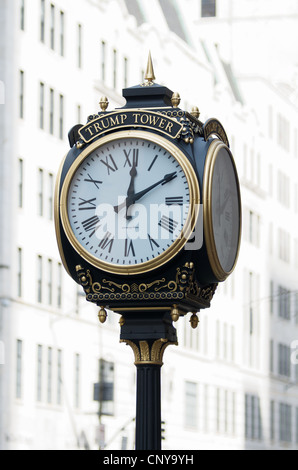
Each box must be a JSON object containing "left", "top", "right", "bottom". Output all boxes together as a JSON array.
[
  {"left": 211, "top": 147, "right": 240, "bottom": 272},
  {"left": 61, "top": 131, "right": 199, "bottom": 274}
]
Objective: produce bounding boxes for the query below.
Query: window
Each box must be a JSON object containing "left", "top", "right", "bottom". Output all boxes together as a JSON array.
[
  {"left": 244, "top": 208, "right": 260, "bottom": 247},
  {"left": 77, "top": 24, "right": 82, "bottom": 68},
  {"left": 17, "top": 248, "right": 22, "bottom": 297},
  {"left": 99, "top": 359, "right": 115, "bottom": 416},
  {"left": 37, "top": 255, "right": 43, "bottom": 303},
  {"left": 39, "top": 82, "right": 45, "bottom": 129},
  {"left": 49, "top": 88, "right": 54, "bottom": 134},
  {"left": 245, "top": 394, "right": 262, "bottom": 440},
  {"left": 18, "top": 159, "right": 23, "bottom": 208},
  {"left": 57, "top": 262, "right": 62, "bottom": 308},
  {"left": 113, "top": 49, "right": 117, "bottom": 89},
  {"left": 20, "top": 0, "right": 25, "bottom": 30},
  {"left": 48, "top": 173, "right": 53, "bottom": 219},
  {"left": 278, "top": 343, "right": 291, "bottom": 377},
  {"left": 37, "top": 345, "right": 43, "bottom": 401},
  {"left": 204, "top": 384, "right": 209, "bottom": 431},
  {"left": 74, "top": 353, "right": 80, "bottom": 408},
  {"left": 279, "top": 403, "right": 292, "bottom": 442},
  {"left": 101, "top": 41, "right": 106, "bottom": 81},
  {"left": 270, "top": 400, "right": 275, "bottom": 440},
  {"left": 57, "top": 349, "right": 62, "bottom": 404},
  {"left": 16, "top": 340, "right": 23, "bottom": 399},
  {"left": 50, "top": 4, "right": 55, "bottom": 50},
  {"left": 277, "top": 171, "right": 290, "bottom": 208},
  {"left": 278, "top": 228, "right": 290, "bottom": 263},
  {"left": 270, "top": 339, "right": 274, "bottom": 373},
  {"left": 248, "top": 272, "right": 254, "bottom": 335},
  {"left": 216, "top": 387, "right": 220, "bottom": 432},
  {"left": 277, "top": 114, "right": 290, "bottom": 152},
  {"left": 19, "top": 70, "right": 24, "bottom": 119},
  {"left": 278, "top": 285, "right": 290, "bottom": 320},
  {"left": 231, "top": 392, "right": 236, "bottom": 435},
  {"left": 60, "top": 11, "right": 65, "bottom": 56},
  {"left": 270, "top": 281, "right": 274, "bottom": 315},
  {"left": 59, "top": 94, "right": 64, "bottom": 139},
  {"left": 47, "top": 258, "right": 52, "bottom": 305},
  {"left": 185, "top": 381, "right": 197, "bottom": 428},
  {"left": 201, "top": 0, "right": 216, "bottom": 17},
  {"left": 124, "top": 57, "right": 128, "bottom": 88},
  {"left": 38, "top": 168, "right": 44, "bottom": 216},
  {"left": 40, "top": 0, "right": 45, "bottom": 43},
  {"left": 47, "top": 347, "right": 52, "bottom": 403}
]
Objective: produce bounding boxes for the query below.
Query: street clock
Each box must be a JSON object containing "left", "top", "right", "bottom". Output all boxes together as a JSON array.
[{"left": 54, "top": 56, "right": 241, "bottom": 320}]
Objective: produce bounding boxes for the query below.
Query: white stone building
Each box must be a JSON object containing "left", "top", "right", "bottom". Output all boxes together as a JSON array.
[{"left": 0, "top": 0, "right": 297, "bottom": 450}]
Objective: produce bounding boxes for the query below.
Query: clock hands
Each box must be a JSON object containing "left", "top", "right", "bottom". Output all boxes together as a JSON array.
[
  {"left": 125, "top": 163, "right": 138, "bottom": 219},
  {"left": 114, "top": 171, "right": 177, "bottom": 216},
  {"left": 130, "top": 171, "right": 177, "bottom": 202}
]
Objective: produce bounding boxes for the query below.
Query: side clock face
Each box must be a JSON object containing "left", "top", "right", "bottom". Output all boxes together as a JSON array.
[
  {"left": 203, "top": 139, "right": 241, "bottom": 281},
  {"left": 59, "top": 130, "right": 199, "bottom": 275}
]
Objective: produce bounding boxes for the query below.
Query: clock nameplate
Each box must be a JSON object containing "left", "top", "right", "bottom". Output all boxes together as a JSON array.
[{"left": 79, "top": 110, "right": 184, "bottom": 144}]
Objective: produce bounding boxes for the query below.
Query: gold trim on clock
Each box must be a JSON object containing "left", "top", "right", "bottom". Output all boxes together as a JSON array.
[
  {"left": 203, "top": 139, "right": 241, "bottom": 282},
  {"left": 59, "top": 130, "right": 200, "bottom": 275}
]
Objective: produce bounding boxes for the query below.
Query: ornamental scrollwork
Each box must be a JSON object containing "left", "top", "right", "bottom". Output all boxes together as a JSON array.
[{"left": 75, "top": 263, "right": 218, "bottom": 307}]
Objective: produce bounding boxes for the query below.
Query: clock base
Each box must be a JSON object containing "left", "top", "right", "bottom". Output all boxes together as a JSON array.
[{"left": 75, "top": 262, "right": 218, "bottom": 317}]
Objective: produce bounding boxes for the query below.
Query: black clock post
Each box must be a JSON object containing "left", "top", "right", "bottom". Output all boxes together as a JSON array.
[
  {"left": 119, "top": 310, "right": 177, "bottom": 450},
  {"left": 55, "top": 54, "right": 241, "bottom": 451}
]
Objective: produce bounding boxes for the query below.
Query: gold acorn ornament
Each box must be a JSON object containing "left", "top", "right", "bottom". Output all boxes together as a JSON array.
[{"left": 98, "top": 307, "right": 107, "bottom": 324}]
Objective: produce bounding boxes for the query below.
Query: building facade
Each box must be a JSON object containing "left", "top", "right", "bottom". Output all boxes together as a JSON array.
[{"left": 0, "top": 0, "right": 297, "bottom": 450}]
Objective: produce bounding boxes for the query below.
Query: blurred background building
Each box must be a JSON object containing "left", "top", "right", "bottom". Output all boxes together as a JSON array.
[{"left": 0, "top": 0, "right": 297, "bottom": 450}]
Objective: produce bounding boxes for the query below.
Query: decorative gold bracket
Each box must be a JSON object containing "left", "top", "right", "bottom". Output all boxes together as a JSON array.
[{"left": 120, "top": 338, "right": 177, "bottom": 366}]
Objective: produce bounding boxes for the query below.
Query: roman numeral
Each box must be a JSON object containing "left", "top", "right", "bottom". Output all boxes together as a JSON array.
[
  {"left": 158, "top": 216, "right": 178, "bottom": 234},
  {"left": 84, "top": 173, "right": 102, "bottom": 189},
  {"left": 78, "top": 197, "right": 97, "bottom": 210},
  {"left": 124, "top": 239, "right": 135, "bottom": 257},
  {"left": 98, "top": 232, "right": 114, "bottom": 253},
  {"left": 82, "top": 216, "right": 101, "bottom": 237},
  {"left": 165, "top": 196, "right": 183, "bottom": 206},
  {"left": 147, "top": 155, "right": 158, "bottom": 172},
  {"left": 100, "top": 155, "right": 118, "bottom": 174},
  {"left": 148, "top": 234, "right": 160, "bottom": 251},
  {"left": 123, "top": 149, "right": 139, "bottom": 167}
]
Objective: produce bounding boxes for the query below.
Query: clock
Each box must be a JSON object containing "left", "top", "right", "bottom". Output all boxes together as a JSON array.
[
  {"left": 203, "top": 139, "right": 241, "bottom": 282},
  {"left": 59, "top": 130, "right": 200, "bottom": 276}
]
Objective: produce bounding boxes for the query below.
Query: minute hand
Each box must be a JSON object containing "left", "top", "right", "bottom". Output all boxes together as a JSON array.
[{"left": 129, "top": 172, "right": 177, "bottom": 204}]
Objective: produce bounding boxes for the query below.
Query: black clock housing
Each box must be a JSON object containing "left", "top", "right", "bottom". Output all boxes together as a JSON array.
[{"left": 55, "top": 80, "right": 241, "bottom": 316}]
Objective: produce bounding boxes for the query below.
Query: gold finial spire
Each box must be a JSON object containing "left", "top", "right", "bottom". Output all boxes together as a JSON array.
[{"left": 144, "top": 51, "right": 155, "bottom": 85}]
